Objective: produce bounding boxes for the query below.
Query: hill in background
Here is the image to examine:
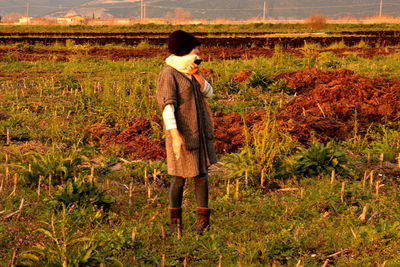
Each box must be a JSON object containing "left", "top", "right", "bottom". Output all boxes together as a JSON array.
[{"left": 1, "top": 0, "right": 399, "bottom": 20}]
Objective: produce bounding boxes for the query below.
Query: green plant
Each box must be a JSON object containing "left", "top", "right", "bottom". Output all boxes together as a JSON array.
[
  {"left": 317, "top": 51, "right": 342, "bottom": 69},
  {"left": 221, "top": 79, "right": 242, "bottom": 94},
  {"left": 269, "top": 79, "right": 295, "bottom": 95},
  {"left": 50, "top": 176, "right": 115, "bottom": 210},
  {"left": 363, "top": 125, "right": 400, "bottom": 162},
  {"left": 247, "top": 72, "right": 273, "bottom": 90},
  {"left": 128, "top": 160, "right": 168, "bottom": 184},
  {"left": 293, "top": 142, "right": 350, "bottom": 177},
  {"left": 303, "top": 41, "right": 322, "bottom": 50},
  {"left": 355, "top": 40, "right": 369, "bottom": 48},
  {"left": 226, "top": 111, "right": 294, "bottom": 186},
  {"left": 327, "top": 40, "right": 347, "bottom": 49},
  {"left": 301, "top": 48, "right": 318, "bottom": 67},
  {"left": 19, "top": 146, "right": 88, "bottom": 186},
  {"left": 18, "top": 206, "right": 99, "bottom": 267},
  {"left": 58, "top": 74, "right": 80, "bottom": 90},
  {"left": 135, "top": 40, "right": 152, "bottom": 49}
]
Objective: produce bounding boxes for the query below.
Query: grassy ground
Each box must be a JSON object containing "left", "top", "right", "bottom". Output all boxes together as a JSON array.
[
  {"left": 0, "top": 41, "right": 400, "bottom": 266},
  {"left": 1, "top": 23, "right": 400, "bottom": 34}
]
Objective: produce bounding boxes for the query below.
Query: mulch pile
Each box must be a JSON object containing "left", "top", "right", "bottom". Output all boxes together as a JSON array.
[
  {"left": 277, "top": 68, "right": 400, "bottom": 142},
  {"left": 86, "top": 68, "right": 400, "bottom": 160}
]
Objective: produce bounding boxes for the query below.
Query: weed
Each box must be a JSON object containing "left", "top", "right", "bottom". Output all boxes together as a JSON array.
[
  {"left": 222, "top": 79, "right": 242, "bottom": 94},
  {"left": 303, "top": 41, "right": 322, "bottom": 50},
  {"left": 49, "top": 176, "right": 115, "bottom": 211},
  {"left": 17, "top": 205, "right": 121, "bottom": 266},
  {"left": 134, "top": 40, "right": 153, "bottom": 49},
  {"left": 57, "top": 74, "right": 81, "bottom": 90},
  {"left": 355, "top": 40, "right": 370, "bottom": 48},
  {"left": 226, "top": 111, "right": 295, "bottom": 186},
  {"left": 317, "top": 51, "right": 342, "bottom": 69},
  {"left": 19, "top": 146, "right": 88, "bottom": 186},
  {"left": 269, "top": 79, "right": 295, "bottom": 95},
  {"left": 327, "top": 40, "right": 347, "bottom": 49},
  {"left": 247, "top": 72, "right": 273, "bottom": 90},
  {"left": 293, "top": 142, "right": 350, "bottom": 177}
]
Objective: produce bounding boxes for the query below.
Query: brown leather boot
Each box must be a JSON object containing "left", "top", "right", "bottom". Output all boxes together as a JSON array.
[
  {"left": 169, "top": 208, "right": 182, "bottom": 235},
  {"left": 195, "top": 207, "right": 211, "bottom": 234}
]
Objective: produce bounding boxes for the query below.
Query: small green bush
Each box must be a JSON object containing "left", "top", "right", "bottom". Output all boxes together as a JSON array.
[
  {"left": 247, "top": 72, "right": 273, "bottom": 90},
  {"left": 51, "top": 176, "right": 115, "bottom": 210},
  {"left": 293, "top": 142, "right": 350, "bottom": 177},
  {"left": 19, "top": 147, "right": 88, "bottom": 186},
  {"left": 226, "top": 112, "right": 295, "bottom": 187},
  {"left": 221, "top": 80, "right": 242, "bottom": 94},
  {"left": 269, "top": 79, "right": 295, "bottom": 95},
  {"left": 317, "top": 51, "right": 341, "bottom": 69},
  {"left": 58, "top": 74, "right": 81, "bottom": 90}
]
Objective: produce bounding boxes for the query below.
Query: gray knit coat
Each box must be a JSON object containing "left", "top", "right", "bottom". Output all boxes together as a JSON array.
[{"left": 156, "top": 65, "right": 217, "bottom": 178}]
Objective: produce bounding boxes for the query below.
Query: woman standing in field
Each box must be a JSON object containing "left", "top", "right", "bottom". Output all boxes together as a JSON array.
[{"left": 156, "top": 30, "right": 217, "bottom": 235}]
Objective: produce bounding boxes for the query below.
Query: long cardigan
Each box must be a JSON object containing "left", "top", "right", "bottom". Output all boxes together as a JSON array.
[{"left": 156, "top": 65, "right": 217, "bottom": 178}]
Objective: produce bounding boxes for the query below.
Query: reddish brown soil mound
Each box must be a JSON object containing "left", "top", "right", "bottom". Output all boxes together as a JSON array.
[
  {"left": 278, "top": 68, "right": 400, "bottom": 143},
  {"left": 201, "top": 68, "right": 215, "bottom": 79},
  {"left": 213, "top": 110, "right": 265, "bottom": 154},
  {"left": 86, "top": 111, "right": 265, "bottom": 160},
  {"left": 86, "top": 68, "right": 400, "bottom": 160},
  {"left": 87, "top": 119, "right": 166, "bottom": 161},
  {"left": 232, "top": 70, "right": 252, "bottom": 83}
]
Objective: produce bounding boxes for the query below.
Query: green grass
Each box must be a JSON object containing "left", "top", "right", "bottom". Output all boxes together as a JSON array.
[{"left": 2, "top": 169, "right": 400, "bottom": 266}]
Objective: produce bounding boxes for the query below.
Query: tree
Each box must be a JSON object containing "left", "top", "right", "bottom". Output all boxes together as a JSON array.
[
  {"left": 304, "top": 14, "right": 327, "bottom": 31},
  {"left": 3, "top": 12, "right": 24, "bottom": 23},
  {"left": 165, "top": 8, "right": 192, "bottom": 23}
]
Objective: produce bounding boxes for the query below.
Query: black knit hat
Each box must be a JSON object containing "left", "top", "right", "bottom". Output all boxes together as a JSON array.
[{"left": 168, "top": 30, "right": 201, "bottom": 56}]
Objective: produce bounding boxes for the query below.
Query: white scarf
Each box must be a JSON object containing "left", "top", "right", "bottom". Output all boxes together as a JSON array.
[{"left": 165, "top": 54, "right": 201, "bottom": 74}]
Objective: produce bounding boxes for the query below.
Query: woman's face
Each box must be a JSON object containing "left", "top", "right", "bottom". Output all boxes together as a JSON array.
[{"left": 189, "top": 47, "right": 200, "bottom": 56}]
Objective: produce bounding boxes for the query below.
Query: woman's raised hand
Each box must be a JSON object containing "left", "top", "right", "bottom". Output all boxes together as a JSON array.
[{"left": 188, "top": 62, "right": 200, "bottom": 75}]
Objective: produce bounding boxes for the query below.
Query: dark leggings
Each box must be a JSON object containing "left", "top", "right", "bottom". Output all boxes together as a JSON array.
[{"left": 169, "top": 175, "right": 208, "bottom": 208}]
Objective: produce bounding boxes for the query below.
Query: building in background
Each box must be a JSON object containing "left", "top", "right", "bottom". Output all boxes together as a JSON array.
[
  {"left": 56, "top": 10, "right": 85, "bottom": 24},
  {"left": 18, "top": 17, "right": 32, "bottom": 24}
]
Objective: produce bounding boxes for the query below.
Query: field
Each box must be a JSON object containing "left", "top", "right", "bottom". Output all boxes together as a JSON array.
[{"left": 1, "top": 24, "right": 400, "bottom": 266}]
